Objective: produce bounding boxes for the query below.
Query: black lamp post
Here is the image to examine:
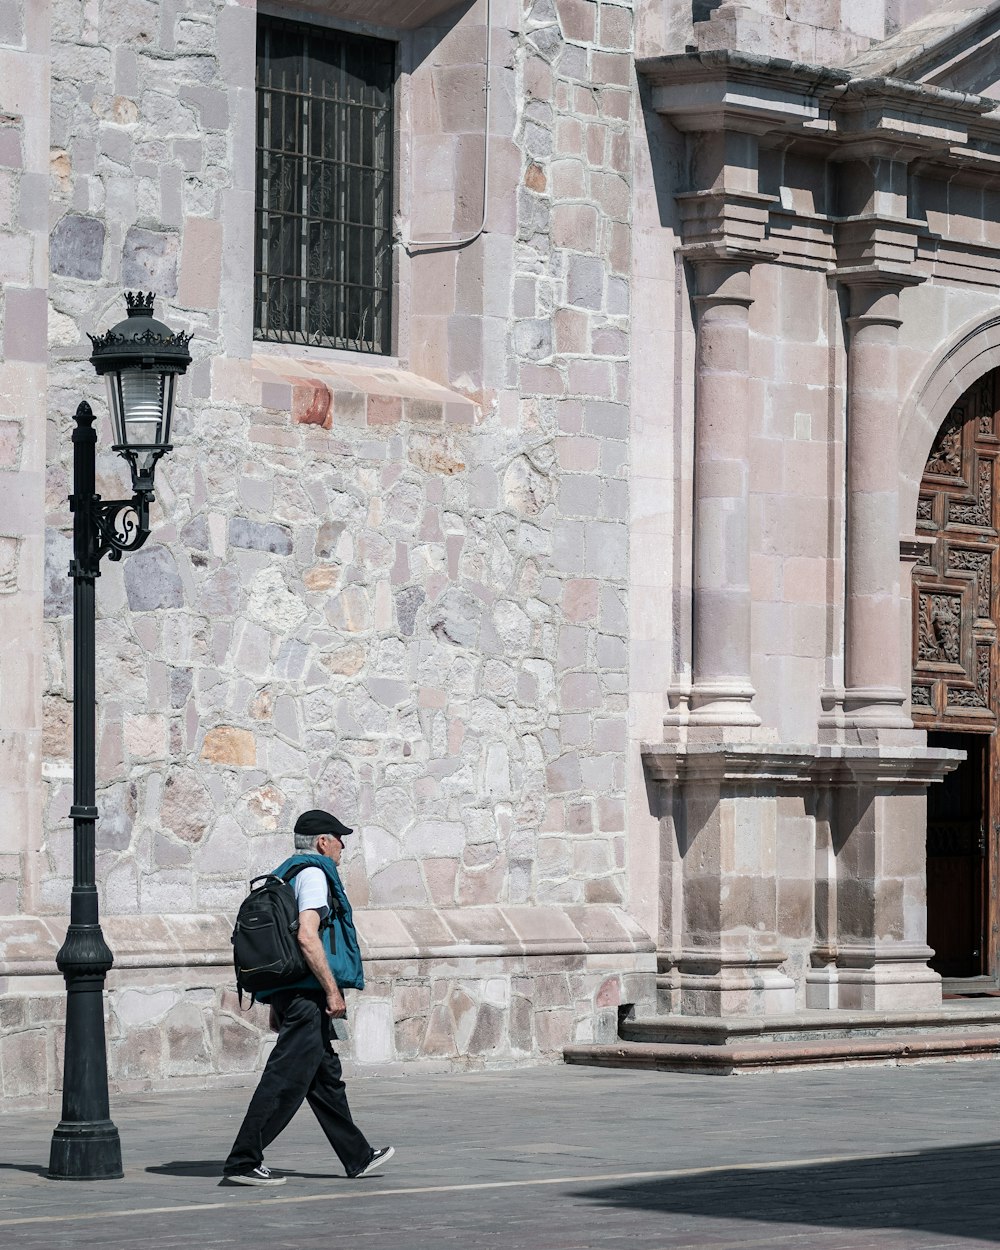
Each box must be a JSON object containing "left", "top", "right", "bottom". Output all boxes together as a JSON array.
[{"left": 48, "top": 292, "right": 191, "bottom": 1181}]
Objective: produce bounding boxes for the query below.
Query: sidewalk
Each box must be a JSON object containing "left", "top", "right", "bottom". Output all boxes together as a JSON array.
[{"left": 3, "top": 1061, "right": 1000, "bottom": 1248}]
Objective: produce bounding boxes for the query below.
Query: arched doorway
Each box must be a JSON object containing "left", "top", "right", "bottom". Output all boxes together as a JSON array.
[{"left": 912, "top": 368, "right": 999, "bottom": 984}]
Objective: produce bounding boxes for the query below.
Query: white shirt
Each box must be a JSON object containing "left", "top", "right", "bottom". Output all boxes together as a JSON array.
[{"left": 293, "top": 866, "right": 330, "bottom": 918}]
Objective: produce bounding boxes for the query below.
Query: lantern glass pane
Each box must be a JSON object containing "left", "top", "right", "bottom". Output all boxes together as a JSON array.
[
  {"left": 105, "top": 373, "right": 127, "bottom": 445},
  {"left": 161, "top": 374, "right": 176, "bottom": 445}
]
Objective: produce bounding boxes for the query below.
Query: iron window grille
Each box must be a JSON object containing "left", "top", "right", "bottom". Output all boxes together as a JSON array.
[{"left": 255, "top": 18, "right": 395, "bottom": 355}]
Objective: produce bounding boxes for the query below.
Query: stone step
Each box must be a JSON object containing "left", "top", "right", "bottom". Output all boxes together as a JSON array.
[
  {"left": 564, "top": 1031, "right": 1000, "bottom": 1075},
  {"left": 619, "top": 1004, "right": 1000, "bottom": 1046}
]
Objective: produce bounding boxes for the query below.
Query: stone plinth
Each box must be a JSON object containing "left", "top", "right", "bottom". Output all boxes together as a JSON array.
[{"left": 644, "top": 742, "right": 964, "bottom": 1018}]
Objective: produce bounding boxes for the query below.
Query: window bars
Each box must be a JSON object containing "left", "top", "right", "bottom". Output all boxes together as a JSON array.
[{"left": 255, "top": 18, "right": 394, "bottom": 355}]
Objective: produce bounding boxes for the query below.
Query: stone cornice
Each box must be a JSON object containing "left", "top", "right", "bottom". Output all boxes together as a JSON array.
[
  {"left": 641, "top": 741, "right": 965, "bottom": 788},
  {"left": 0, "top": 904, "right": 655, "bottom": 979},
  {"left": 638, "top": 50, "right": 997, "bottom": 155}
]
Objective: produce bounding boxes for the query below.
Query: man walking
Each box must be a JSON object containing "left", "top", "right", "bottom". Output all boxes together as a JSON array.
[{"left": 222, "top": 809, "right": 394, "bottom": 1186}]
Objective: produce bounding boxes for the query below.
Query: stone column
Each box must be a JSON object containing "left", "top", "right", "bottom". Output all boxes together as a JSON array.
[
  {"left": 685, "top": 252, "right": 766, "bottom": 732},
  {"left": 838, "top": 272, "right": 920, "bottom": 733}
]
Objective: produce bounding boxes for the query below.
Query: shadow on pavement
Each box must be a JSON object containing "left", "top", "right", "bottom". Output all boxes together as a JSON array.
[
  {"left": 146, "top": 1161, "right": 340, "bottom": 1182},
  {"left": 576, "top": 1141, "right": 1000, "bottom": 1245},
  {"left": 146, "top": 1161, "right": 223, "bottom": 1178},
  {"left": 0, "top": 1163, "right": 49, "bottom": 1177}
]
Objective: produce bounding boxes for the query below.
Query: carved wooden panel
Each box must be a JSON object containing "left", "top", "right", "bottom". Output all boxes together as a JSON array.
[{"left": 912, "top": 371, "right": 999, "bottom": 730}]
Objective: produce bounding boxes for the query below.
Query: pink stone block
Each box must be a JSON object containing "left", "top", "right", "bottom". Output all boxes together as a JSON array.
[
  {"left": 556, "top": 117, "right": 584, "bottom": 157},
  {"left": 586, "top": 123, "right": 607, "bottom": 166},
  {"left": 520, "top": 364, "right": 565, "bottom": 396},
  {"left": 551, "top": 159, "right": 586, "bottom": 198},
  {"left": 555, "top": 0, "right": 597, "bottom": 42},
  {"left": 556, "top": 400, "right": 584, "bottom": 433},
  {"left": 177, "top": 216, "right": 222, "bottom": 310},
  {"left": 591, "top": 170, "right": 629, "bottom": 219},
  {"left": 599, "top": 5, "right": 633, "bottom": 49},
  {"left": 568, "top": 359, "right": 613, "bottom": 397},
  {"left": 563, "top": 577, "right": 599, "bottom": 621},
  {"left": 553, "top": 203, "right": 598, "bottom": 251},
  {"left": 2, "top": 287, "right": 45, "bottom": 363},
  {"left": 524, "top": 57, "right": 553, "bottom": 103},
  {"left": 556, "top": 436, "right": 599, "bottom": 471},
  {"left": 598, "top": 89, "right": 630, "bottom": 121},
  {"left": 368, "top": 394, "right": 402, "bottom": 426},
  {"left": 554, "top": 308, "right": 589, "bottom": 355},
  {"left": 559, "top": 671, "right": 601, "bottom": 710}
]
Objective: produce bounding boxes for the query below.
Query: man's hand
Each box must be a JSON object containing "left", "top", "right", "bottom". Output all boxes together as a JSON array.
[{"left": 326, "top": 988, "right": 347, "bottom": 1018}]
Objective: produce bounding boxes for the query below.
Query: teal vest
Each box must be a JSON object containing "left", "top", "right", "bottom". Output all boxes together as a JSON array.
[{"left": 256, "top": 853, "right": 365, "bottom": 999}]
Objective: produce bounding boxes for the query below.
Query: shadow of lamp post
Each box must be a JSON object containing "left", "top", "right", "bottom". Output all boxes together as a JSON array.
[{"left": 48, "top": 292, "right": 192, "bottom": 1181}]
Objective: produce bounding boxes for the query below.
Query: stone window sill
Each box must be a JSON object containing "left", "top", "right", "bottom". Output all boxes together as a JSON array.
[{"left": 250, "top": 353, "right": 478, "bottom": 432}]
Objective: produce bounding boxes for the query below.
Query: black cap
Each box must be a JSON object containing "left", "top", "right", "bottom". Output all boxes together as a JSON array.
[{"left": 294, "top": 809, "right": 354, "bottom": 841}]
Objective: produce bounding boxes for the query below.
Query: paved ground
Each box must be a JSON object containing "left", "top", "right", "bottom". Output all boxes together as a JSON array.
[{"left": 3, "top": 1060, "right": 1000, "bottom": 1248}]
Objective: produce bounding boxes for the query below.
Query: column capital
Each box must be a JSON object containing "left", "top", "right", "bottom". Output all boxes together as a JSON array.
[
  {"left": 683, "top": 243, "right": 776, "bottom": 309},
  {"left": 676, "top": 189, "right": 778, "bottom": 257},
  {"left": 835, "top": 265, "right": 924, "bottom": 329},
  {"left": 833, "top": 212, "right": 927, "bottom": 277}
]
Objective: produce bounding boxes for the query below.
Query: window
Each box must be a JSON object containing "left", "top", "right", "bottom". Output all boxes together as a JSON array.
[{"left": 255, "top": 18, "right": 395, "bottom": 355}]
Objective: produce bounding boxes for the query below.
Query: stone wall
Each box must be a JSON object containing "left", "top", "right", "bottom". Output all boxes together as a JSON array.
[{"left": 0, "top": 0, "right": 660, "bottom": 1101}]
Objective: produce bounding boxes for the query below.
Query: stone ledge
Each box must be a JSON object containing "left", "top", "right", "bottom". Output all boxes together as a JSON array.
[
  {"left": 564, "top": 1032, "right": 1000, "bottom": 1075},
  {"left": 0, "top": 906, "right": 654, "bottom": 976},
  {"left": 250, "top": 354, "right": 479, "bottom": 431}
]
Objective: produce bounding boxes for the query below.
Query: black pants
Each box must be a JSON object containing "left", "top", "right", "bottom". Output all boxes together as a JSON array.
[{"left": 224, "top": 989, "right": 372, "bottom": 1176}]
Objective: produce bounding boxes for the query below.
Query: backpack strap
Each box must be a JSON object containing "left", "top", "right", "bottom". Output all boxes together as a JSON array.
[{"left": 280, "top": 862, "right": 337, "bottom": 930}]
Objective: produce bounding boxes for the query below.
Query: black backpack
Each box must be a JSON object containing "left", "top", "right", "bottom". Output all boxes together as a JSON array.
[{"left": 231, "top": 865, "right": 336, "bottom": 1006}]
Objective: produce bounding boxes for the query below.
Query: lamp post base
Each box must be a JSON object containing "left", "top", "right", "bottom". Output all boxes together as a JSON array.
[{"left": 48, "top": 1119, "right": 123, "bottom": 1180}]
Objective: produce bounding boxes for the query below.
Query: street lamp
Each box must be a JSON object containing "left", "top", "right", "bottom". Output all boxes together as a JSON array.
[{"left": 48, "top": 292, "right": 191, "bottom": 1181}]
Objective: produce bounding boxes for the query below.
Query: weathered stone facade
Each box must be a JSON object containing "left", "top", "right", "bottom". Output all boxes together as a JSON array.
[{"left": 5, "top": 0, "right": 1000, "bottom": 1101}]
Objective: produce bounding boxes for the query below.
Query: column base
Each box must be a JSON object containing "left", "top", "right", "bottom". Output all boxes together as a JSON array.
[
  {"left": 806, "top": 944, "right": 941, "bottom": 1012},
  {"left": 819, "top": 685, "right": 912, "bottom": 740},
  {"left": 662, "top": 948, "right": 796, "bottom": 1018},
  {"left": 687, "top": 678, "right": 761, "bottom": 728}
]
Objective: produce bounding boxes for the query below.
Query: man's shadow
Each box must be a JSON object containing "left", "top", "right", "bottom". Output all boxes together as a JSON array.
[{"left": 147, "top": 1161, "right": 338, "bottom": 1181}]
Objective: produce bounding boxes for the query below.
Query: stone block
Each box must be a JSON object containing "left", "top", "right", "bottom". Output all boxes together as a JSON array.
[
  {"left": 177, "top": 216, "right": 223, "bottom": 309},
  {"left": 567, "top": 254, "right": 604, "bottom": 309},
  {"left": 122, "top": 225, "right": 179, "bottom": 297},
  {"left": 229, "top": 517, "right": 293, "bottom": 556},
  {"left": 50, "top": 213, "right": 105, "bottom": 280},
  {"left": 2, "top": 287, "right": 45, "bottom": 363},
  {"left": 124, "top": 545, "right": 185, "bottom": 611},
  {"left": 160, "top": 769, "right": 214, "bottom": 843},
  {"left": 201, "top": 725, "right": 256, "bottom": 767}
]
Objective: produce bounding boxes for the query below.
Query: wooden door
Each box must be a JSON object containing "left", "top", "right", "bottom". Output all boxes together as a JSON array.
[{"left": 912, "top": 370, "right": 1000, "bottom": 980}]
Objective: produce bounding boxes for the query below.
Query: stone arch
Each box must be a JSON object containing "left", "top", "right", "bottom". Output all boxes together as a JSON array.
[{"left": 899, "top": 311, "right": 1000, "bottom": 533}]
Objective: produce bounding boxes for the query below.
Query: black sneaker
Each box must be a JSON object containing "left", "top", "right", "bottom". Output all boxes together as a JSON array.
[
  {"left": 347, "top": 1146, "right": 394, "bottom": 1178},
  {"left": 224, "top": 1164, "right": 286, "bottom": 1187}
]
